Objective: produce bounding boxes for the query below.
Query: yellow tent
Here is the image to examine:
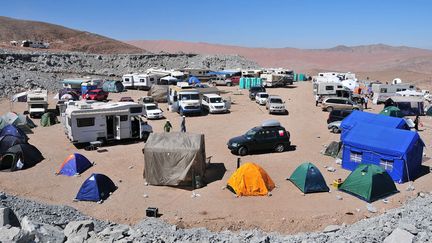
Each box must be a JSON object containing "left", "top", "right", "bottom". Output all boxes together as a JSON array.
[{"left": 227, "top": 162, "right": 275, "bottom": 196}]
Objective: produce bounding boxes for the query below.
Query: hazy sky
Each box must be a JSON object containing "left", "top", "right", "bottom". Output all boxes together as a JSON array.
[{"left": 1, "top": 0, "right": 431, "bottom": 49}]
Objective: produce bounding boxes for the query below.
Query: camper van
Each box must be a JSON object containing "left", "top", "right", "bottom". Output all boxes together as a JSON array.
[
  {"left": 27, "top": 89, "right": 48, "bottom": 118},
  {"left": 121, "top": 73, "right": 159, "bottom": 90},
  {"left": 64, "top": 101, "right": 152, "bottom": 144},
  {"left": 313, "top": 82, "right": 351, "bottom": 99},
  {"left": 260, "top": 73, "right": 293, "bottom": 87},
  {"left": 372, "top": 83, "right": 416, "bottom": 104},
  {"left": 168, "top": 83, "right": 202, "bottom": 116}
]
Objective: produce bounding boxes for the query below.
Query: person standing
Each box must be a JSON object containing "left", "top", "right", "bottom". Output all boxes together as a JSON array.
[
  {"left": 364, "top": 96, "right": 369, "bottom": 109},
  {"left": 164, "top": 120, "right": 172, "bottom": 132},
  {"left": 180, "top": 115, "right": 186, "bottom": 132},
  {"left": 414, "top": 115, "right": 420, "bottom": 131}
]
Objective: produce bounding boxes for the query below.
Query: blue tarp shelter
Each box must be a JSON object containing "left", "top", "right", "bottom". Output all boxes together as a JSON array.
[
  {"left": 57, "top": 153, "right": 93, "bottom": 176},
  {"left": 0, "top": 125, "right": 28, "bottom": 141},
  {"left": 188, "top": 76, "right": 201, "bottom": 85},
  {"left": 340, "top": 111, "right": 409, "bottom": 140},
  {"left": 341, "top": 123, "right": 424, "bottom": 183},
  {"left": 75, "top": 173, "right": 116, "bottom": 202}
]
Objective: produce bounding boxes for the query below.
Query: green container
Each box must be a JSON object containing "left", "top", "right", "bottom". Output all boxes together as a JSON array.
[
  {"left": 240, "top": 78, "right": 245, "bottom": 89},
  {"left": 298, "top": 74, "right": 304, "bottom": 81}
]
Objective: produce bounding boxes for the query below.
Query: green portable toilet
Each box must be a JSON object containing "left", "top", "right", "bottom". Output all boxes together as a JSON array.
[
  {"left": 239, "top": 78, "right": 245, "bottom": 89},
  {"left": 288, "top": 162, "right": 329, "bottom": 193},
  {"left": 298, "top": 73, "right": 305, "bottom": 81},
  {"left": 380, "top": 106, "right": 404, "bottom": 118},
  {"left": 339, "top": 164, "right": 398, "bottom": 202}
]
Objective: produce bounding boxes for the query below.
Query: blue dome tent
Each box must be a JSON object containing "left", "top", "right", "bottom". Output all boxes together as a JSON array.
[
  {"left": 0, "top": 125, "right": 28, "bottom": 141},
  {"left": 75, "top": 173, "right": 116, "bottom": 202},
  {"left": 188, "top": 76, "right": 201, "bottom": 85},
  {"left": 57, "top": 153, "right": 93, "bottom": 176}
]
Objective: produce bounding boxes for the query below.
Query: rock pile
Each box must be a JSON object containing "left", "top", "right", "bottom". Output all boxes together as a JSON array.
[
  {"left": 0, "top": 49, "right": 258, "bottom": 98},
  {"left": 1, "top": 190, "right": 432, "bottom": 242}
]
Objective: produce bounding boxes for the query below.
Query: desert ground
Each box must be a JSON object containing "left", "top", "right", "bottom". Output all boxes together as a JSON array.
[{"left": 1, "top": 82, "right": 432, "bottom": 234}]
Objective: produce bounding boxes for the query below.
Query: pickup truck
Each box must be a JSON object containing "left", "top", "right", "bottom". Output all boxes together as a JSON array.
[{"left": 209, "top": 77, "right": 233, "bottom": 87}]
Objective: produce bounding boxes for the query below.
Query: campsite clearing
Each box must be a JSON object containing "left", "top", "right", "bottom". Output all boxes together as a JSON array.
[{"left": 1, "top": 82, "right": 432, "bottom": 234}]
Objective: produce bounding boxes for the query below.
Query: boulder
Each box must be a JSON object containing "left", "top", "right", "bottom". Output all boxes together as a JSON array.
[
  {"left": 0, "top": 207, "right": 20, "bottom": 227},
  {"left": 0, "top": 226, "right": 34, "bottom": 242},
  {"left": 383, "top": 228, "right": 414, "bottom": 243},
  {"left": 21, "top": 217, "right": 65, "bottom": 242},
  {"left": 64, "top": 220, "right": 94, "bottom": 243}
]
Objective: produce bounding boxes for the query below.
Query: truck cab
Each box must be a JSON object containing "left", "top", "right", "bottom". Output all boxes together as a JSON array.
[{"left": 168, "top": 83, "right": 202, "bottom": 116}]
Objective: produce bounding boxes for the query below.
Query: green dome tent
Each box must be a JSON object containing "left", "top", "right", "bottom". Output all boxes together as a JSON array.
[
  {"left": 380, "top": 106, "right": 404, "bottom": 118},
  {"left": 339, "top": 164, "right": 398, "bottom": 202},
  {"left": 288, "top": 162, "right": 329, "bottom": 193},
  {"left": 40, "top": 112, "right": 58, "bottom": 127}
]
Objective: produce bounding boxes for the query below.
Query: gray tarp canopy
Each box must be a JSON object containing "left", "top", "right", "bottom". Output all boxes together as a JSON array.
[
  {"left": 143, "top": 132, "right": 206, "bottom": 186},
  {"left": 147, "top": 85, "right": 168, "bottom": 103}
]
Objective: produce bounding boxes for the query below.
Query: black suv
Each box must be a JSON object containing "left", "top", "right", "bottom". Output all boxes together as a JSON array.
[
  {"left": 227, "top": 120, "right": 291, "bottom": 156},
  {"left": 327, "top": 110, "right": 353, "bottom": 124},
  {"left": 249, "top": 86, "right": 266, "bottom": 100}
]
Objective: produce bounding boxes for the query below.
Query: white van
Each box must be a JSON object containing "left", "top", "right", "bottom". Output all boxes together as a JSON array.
[{"left": 201, "top": 94, "right": 230, "bottom": 114}]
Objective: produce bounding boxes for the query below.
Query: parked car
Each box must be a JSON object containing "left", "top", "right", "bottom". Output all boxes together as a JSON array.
[
  {"left": 201, "top": 94, "right": 229, "bottom": 113},
  {"left": 143, "top": 103, "right": 164, "bottom": 119},
  {"left": 255, "top": 92, "right": 269, "bottom": 105},
  {"left": 327, "top": 110, "right": 353, "bottom": 124},
  {"left": 227, "top": 120, "right": 291, "bottom": 156},
  {"left": 266, "top": 95, "right": 287, "bottom": 114},
  {"left": 321, "top": 97, "right": 361, "bottom": 112},
  {"left": 138, "top": 96, "right": 155, "bottom": 104},
  {"left": 328, "top": 121, "right": 342, "bottom": 133},
  {"left": 249, "top": 86, "right": 266, "bottom": 100},
  {"left": 82, "top": 89, "right": 108, "bottom": 101},
  {"left": 209, "top": 77, "right": 233, "bottom": 86},
  {"left": 119, "top": 97, "right": 134, "bottom": 102}
]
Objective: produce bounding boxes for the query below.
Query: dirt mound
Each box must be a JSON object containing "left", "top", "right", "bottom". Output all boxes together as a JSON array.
[{"left": 0, "top": 16, "right": 145, "bottom": 54}]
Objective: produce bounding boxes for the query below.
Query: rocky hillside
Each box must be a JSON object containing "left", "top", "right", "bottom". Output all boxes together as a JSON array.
[
  {"left": 0, "top": 16, "right": 145, "bottom": 54},
  {"left": 1, "top": 191, "right": 430, "bottom": 242},
  {"left": 0, "top": 49, "right": 258, "bottom": 98}
]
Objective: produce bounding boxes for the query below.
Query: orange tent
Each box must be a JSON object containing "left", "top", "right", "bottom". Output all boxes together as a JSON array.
[{"left": 227, "top": 162, "right": 275, "bottom": 196}]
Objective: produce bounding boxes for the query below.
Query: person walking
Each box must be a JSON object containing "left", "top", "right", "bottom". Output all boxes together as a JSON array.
[
  {"left": 414, "top": 115, "right": 420, "bottom": 131},
  {"left": 364, "top": 96, "right": 369, "bottom": 109},
  {"left": 180, "top": 115, "right": 186, "bottom": 132},
  {"left": 164, "top": 120, "right": 172, "bottom": 132}
]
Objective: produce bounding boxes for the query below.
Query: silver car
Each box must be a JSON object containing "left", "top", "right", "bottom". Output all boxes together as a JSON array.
[
  {"left": 265, "top": 95, "right": 287, "bottom": 114},
  {"left": 327, "top": 121, "right": 342, "bottom": 133}
]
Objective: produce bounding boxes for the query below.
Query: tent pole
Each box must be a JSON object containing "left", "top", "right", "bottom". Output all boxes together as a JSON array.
[{"left": 237, "top": 158, "right": 240, "bottom": 169}]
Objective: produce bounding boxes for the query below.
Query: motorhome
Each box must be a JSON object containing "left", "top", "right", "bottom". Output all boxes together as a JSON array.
[
  {"left": 179, "top": 68, "right": 213, "bottom": 82},
  {"left": 241, "top": 69, "right": 263, "bottom": 78},
  {"left": 167, "top": 83, "right": 202, "bottom": 116},
  {"left": 313, "top": 82, "right": 351, "bottom": 99},
  {"left": 64, "top": 101, "right": 152, "bottom": 144},
  {"left": 61, "top": 78, "right": 103, "bottom": 94},
  {"left": 21, "top": 40, "right": 49, "bottom": 49},
  {"left": 313, "top": 72, "right": 356, "bottom": 83},
  {"left": 121, "top": 73, "right": 159, "bottom": 90},
  {"left": 27, "top": 89, "right": 48, "bottom": 118},
  {"left": 260, "top": 73, "right": 293, "bottom": 87},
  {"left": 371, "top": 83, "right": 416, "bottom": 104}
]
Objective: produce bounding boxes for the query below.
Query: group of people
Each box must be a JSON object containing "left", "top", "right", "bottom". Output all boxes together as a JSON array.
[
  {"left": 358, "top": 95, "right": 370, "bottom": 109},
  {"left": 163, "top": 116, "right": 186, "bottom": 133}
]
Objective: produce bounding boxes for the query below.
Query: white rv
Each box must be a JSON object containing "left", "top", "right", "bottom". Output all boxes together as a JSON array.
[
  {"left": 179, "top": 68, "right": 213, "bottom": 82},
  {"left": 241, "top": 69, "right": 263, "bottom": 77},
  {"left": 64, "top": 101, "right": 152, "bottom": 144},
  {"left": 27, "top": 89, "right": 48, "bottom": 118},
  {"left": 168, "top": 83, "right": 202, "bottom": 116},
  {"left": 371, "top": 83, "right": 416, "bottom": 104},
  {"left": 260, "top": 73, "right": 293, "bottom": 87},
  {"left": 121, "top": 73, "right": 159, "bottom": 90},
  {"left": 313, "top": 82, "right": 350, "bottom": 98}
]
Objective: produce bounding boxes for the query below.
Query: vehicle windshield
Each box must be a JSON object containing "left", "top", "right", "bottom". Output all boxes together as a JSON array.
[
  {"left": 271, "top": 98, "right": 283, "bottom": 103},
  {"left": 245, "top": 127, "right": 259, "bottom": 138},
  {"left": 210, "top": 97, "right": 223, "bottom": 103},
  {"left": 259, "top": 94, "right": 269, "bottom": 98},
  {"left": 146, "top": 105, "right": 157, "bottom": 110},
  {"left": 180, "top": 94, "right": 200, "bottom": 100}
]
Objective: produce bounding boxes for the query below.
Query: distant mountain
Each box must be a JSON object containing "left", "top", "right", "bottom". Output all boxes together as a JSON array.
[
  {"left": 127, "top": 40, "right": 432, "bottom": 79},
  {"left": 0, "top": 16, "right": 145, "bottom": 54}
]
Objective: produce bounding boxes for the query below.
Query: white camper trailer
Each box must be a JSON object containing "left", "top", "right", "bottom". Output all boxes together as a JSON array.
[
  {"left": 313, "top": 82, "right": 350, "bottom": 98},
  {"left": 64, "top": 101, "right": 152, "bottom": 144},
  {"left": 260, "top": 73, "right": 294, "bottom": 87},
  {"left": 121, "top": 73, "right": 159, "bottom": 90},
  {"left": 241, "top": 69, "right": 263, "bottom": 78},
  {"left": 371, "top": 83, "right": 416, "bottom": 104},
  {"left": 27, "top": 89, "right": 48, "bottom": 118}
]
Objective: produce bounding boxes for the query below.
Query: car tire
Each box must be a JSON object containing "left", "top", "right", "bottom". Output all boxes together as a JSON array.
[
  {"left": 326, "top": 106, "right": 334, "bottom": 112},
  {"left": 238, "top": 146, "right": 248, "bottom": 156},
  {"left": 275, "top": 144, "right": 285, "bottom": 153},
  {"left": 331, "top": 127, "right": 339, "bottom": 133}
]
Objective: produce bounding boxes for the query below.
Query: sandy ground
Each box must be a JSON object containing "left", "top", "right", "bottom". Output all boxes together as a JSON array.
[{"left": 1, "top": 82, "right": 432, "bottom": 234}]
